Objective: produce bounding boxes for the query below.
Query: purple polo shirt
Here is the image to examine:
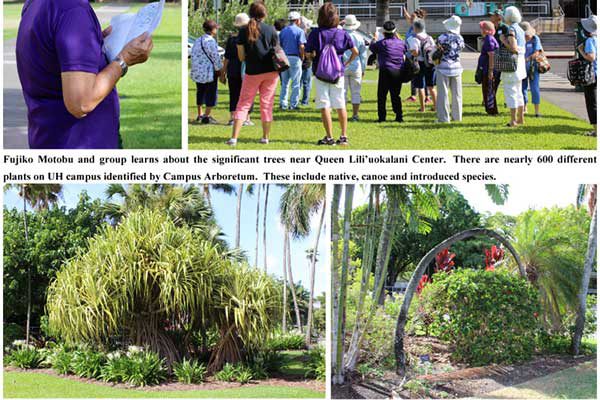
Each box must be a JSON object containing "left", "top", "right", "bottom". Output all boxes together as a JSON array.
[
  {"left": 305, "top": 27, "right": 354, "bottom": 75},
  {"left": 369, "top": 36, "right": 407, "bottom": 71},
  {"left": 16, "top": 0, "right": 120, "bottom": 149}
]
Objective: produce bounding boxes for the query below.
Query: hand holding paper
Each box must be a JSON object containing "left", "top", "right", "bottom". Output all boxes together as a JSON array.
[{"left": 103, "top": 0, "right": 165, "bottom": 62}]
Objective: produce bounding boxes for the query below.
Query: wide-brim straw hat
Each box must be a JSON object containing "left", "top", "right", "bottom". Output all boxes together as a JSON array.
[
  {"left": 343, "top": 14, "right": 361, "bottom": 30},
  {"left": 582, "top": 15, "right": 598, "bottom": 35},
  {"left": 443, "top": 15, "right": 462, "bottom": 34}
]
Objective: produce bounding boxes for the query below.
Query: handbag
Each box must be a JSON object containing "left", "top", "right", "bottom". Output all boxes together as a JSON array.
[
  {"left": 535, "top": 51, "right": 551, "bottom": 74},
  {"left": 400, "top": 56, "right": 420, "bottom": 83},
  {"left": 431, "top": 47, "right": 443, "bottom": 65},
  {"left": 567, "top": 59, "right": 596, "bottom": 86},
  {"left": 475, "top": 66, "right": 484, "bottom": 84},
  {"left": 494, "top": 46, "right": 518, "bottom": 73},
  {"left": 272, "top": 45, "right": 290, "bottom": 72}
]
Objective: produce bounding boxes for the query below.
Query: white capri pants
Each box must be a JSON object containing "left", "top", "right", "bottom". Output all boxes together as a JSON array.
[
  {"left": 503, "top": 79, "right": 525, "bottom": 109},
  {"left": 344, "top": 70, "right": 362, "bottom": 105}
]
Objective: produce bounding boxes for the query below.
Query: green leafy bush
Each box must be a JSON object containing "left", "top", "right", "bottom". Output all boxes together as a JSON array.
[
  {"left": 122, "top": 350, "right": 167, "bottom": 387},
  {"left": 266, "top": 331, "right": 306, "bottom": 351},
  {"left": 6, "top": 342, "right": 44, "bottom": 369},
  {"left": 585, "top": 295, "right": 597, "bottom": 337},
  {"left": 247, "top": 348, "right": 284, "bottom": 379},
  {"left": 215, "top": 363, "right": 254, "bottom": 383},
  {"left": 236, "top": 368, "right": 253, "bottom": 384},
  {"left": 419, "top": 269, "right": 539, "bottom": 366},
  {"left": 305, "top": 345, "right": 325, "bottom": 381},
  {"left": 46, "top": 345, "right": 76, "bottom": 374},
  {"left": 101, "top": 352, "right": 130, "bottom": 383},
  {"left": 71, "top": 348, "right": 106, "bottom": 379},
  {"left": 173, "top": 359, "right": 207, "bottom": 384}
]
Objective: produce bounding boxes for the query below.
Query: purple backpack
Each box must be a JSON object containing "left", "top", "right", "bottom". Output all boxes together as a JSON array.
[{"left": 315, "top": 30, "right": 343, "bottom": 84}]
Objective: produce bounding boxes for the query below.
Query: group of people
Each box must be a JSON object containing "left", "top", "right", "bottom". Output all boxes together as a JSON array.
[{"left": 190, "top": 1, "right": 598, "bottom": 146}]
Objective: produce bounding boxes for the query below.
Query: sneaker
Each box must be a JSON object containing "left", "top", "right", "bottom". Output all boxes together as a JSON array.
[
  {"left": 424, "top": 97, "right": 432, "bottom": 105},
  {"left": 585, "top": 130, "right": 597, "bottom": 137},
  {"left": 202, "top": 116, "right": 218, "bottom": 124},
  {"left": 243, "top": 120, "right": 255, "bottom": 126},
  {"left": 395, "top": 117, "right": 404, "bottom": 123},
  {"left": 317, "top": 136, "right": 336, "bottom": 145},
  {"left": 280, "top": 105, "right": 288, "bottom": 111},
  {"left": 226, "top": 138, "right": 237, "bottom": 146},
  {"left": 259, "top": 138, "right": 269, "bottom": 144},
  {"left": 336, "top": 136, "right": 349, "bottom": 146},
  {"left": 301, "top": 101, "right": 309, "bottom": 106},
  {"left": 405, "top": 96, "right": 417, "bottom": 102},
  {"left": 350, "top": 115, "right": 360, "bottom": 122},
  {"left": 227, "top": 119, "right": 234, "bottom": 126},
  {"left": 191, "top": 115, "right": 204, "bottom": 124}
]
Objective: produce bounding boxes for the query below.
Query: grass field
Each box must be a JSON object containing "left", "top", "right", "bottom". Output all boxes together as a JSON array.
[
  {"left": 188, "top": 69, "right": 596, "bottom": 150},
  {"left": 3, "top": 371, "right": 324, "bottom": 398},
  {"left": 483, "top": 360, "right": 597, "bottom": 399},
  {"left": 4, "top": 1, "right": 181, "bottom": 149}
]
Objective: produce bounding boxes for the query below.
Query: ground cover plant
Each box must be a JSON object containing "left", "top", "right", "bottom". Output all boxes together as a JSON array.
[{"left": 188, "top": 70, "right": 595, "bottom": 150}]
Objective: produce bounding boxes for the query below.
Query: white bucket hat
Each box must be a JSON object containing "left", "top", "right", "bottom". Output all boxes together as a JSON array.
[
  {"left": 288, "top": 11, "right": 301, "bottom": 21},
  {"left": 443, "top": 15, "right": 462, "bottom": 34},
  {"left": 233, "top": 13, "right": 250, "bottom": 27},
  {"left": 343, "top": 14, "right": 361, "bottom": 30},
  {"left": 582, "top": 15, "right": 598, "bottom": 35}
]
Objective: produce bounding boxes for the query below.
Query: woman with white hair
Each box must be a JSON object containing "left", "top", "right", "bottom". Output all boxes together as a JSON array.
[{"left": 500, "top": 6, "right": 527, "bottom": 127}]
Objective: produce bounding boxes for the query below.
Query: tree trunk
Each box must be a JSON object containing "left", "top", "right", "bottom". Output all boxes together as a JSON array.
[
  {"left": 372, "top": 186, "right": 400, "bottom": 304},
  {"left": 255, "top": 185, "right": 261, "bottom": 267},
  {"left": 286, "top": 232, "right": 303, "bottom": 332},
  {"left": 333, "top": 185, "right": 354, "bottom": 385},
  {"left": 22, "top": 193, "right": 31, "bottom": 345},
  {"left": 394, "top": 228, "right": 527, "bottom": 376},
  {"left": 345, "top": 186, "right": 376, "bottom": 370},
  {"left": 235, "top": 184, "right": 243, "bottom": 248},
  {"left": 282, "top": 231, "right": 288, "bottom": 333},
  {"left": 571, "top": 206, "right": 597, "bottom": 355},
  {"left": 306, "top": 200, "right": 326, "bottom": 346},
  {"left": 331, "top": 185, "right": 342, "bottom": 380},
  {"left": 376, "top": 0, "right": 390, "bottom": 26},
  {"left": 263, "top": 185, "right": 269, "bottom": 273}
]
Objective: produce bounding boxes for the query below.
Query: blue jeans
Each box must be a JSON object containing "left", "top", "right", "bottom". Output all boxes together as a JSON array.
[
  {"left": 301, "top": 67, "right": 312, "bottom": 105},
  {"left": 522, "top": 65, "right": 540, "bottom": 105},
  {"left": 280, "top": 55, "right": 302, "bottom": 108}
]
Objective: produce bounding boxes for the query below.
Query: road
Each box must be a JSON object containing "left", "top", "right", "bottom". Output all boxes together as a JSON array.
[{"left": 3, "top": 4, "right": 130, "bottom": 149}]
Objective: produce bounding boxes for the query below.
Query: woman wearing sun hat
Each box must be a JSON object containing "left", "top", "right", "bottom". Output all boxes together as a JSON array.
[
  {"left": 343, "top": 14, "right": 368, "bottom": 122},
  {"left": 500, "top": 6, "right": 527, "bottom": 127},
  {"left": 435, "top": 15, "right": 465, "bottom": 123},
  {"left": 520, "top": 21, "right": 543, "bottom": 117},
  {"left": 577, "top": 15, "right": 597, "bottom": 137}
]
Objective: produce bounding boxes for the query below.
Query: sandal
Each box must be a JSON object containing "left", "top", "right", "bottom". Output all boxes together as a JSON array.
[
  {"left": 317, "top": 136, "right": 336, "bottom": 146},
  {"left": 226, "top": 138, "right": 237, "bottom": 146},
  {"left": 259, "top": 138, "right": 269, "bottom": 144}
]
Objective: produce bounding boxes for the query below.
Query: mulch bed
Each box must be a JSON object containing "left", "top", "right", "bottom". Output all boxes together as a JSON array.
[
  {"left": 332, "top": 335, "right": 596, "bottom": 399},
  {"left": 4, "top": 367, "right": 325, "bottom": 393}
]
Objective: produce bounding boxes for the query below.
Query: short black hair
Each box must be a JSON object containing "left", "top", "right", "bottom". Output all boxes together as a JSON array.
[{"left": 274, "top": 18, "right": 287, "bottom": 31}]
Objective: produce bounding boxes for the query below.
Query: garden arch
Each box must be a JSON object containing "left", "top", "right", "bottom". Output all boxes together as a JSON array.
[{"left": 393, "top": 228, "right": 527, "bottom": 375}]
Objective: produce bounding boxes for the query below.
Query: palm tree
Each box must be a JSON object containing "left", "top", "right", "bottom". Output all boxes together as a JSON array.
[
  {"left": 263, "top": 185, "right": 270, "bottom": 272},
  {"left": 331, "top": 185, "right": 342, "bottom": 377},
  {"left": 234, "top": 184, "right": 255, "bottom": 249},
  {"left": 201, "top": 184, "right": 235, "bottom": 208},
  {"left": 254, "top": 185, "right": 262, "bottom": 267},
  {"left": 4, "top": 184, "right": 63, "bottom": 343},
  {"left": 572, "top": 184, "right": 597, "bottom": 355},
  {"left": 286, "top": 230, "right": 303, "bottom": 332}
]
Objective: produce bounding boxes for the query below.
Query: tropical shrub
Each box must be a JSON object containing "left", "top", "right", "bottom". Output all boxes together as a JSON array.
[
  {"left": 419, "top": 269, "right": 539, "bottom": 365},
  {"left": 101, "top": 352, "right": 130, "bottom": 383},
  {"left": 173, "top": 359, "right": 207, "bottom": 384},
  {"left": 5, "top": 341, "right": 44, "bottom": 369},
  {"left": 266, "top": 331, "right": 306, "bottom": 351},
  {"left": 305, "top": 345, "right": 326, "bottom": 381},
  {"left": 71, "top": 348, "right": 106, "bottom": 379},
  {"left": 46, "top": 345, "right": 76, "bottom": 374},
  {"left": 122, "top": 349, "right": 167, "bottom": 387},
  {"left": 215, "top": 363, "right": 253, "bottom": 383},
  {"left": 236, "top": 368, "right": 253, "bottom": 384},
  {"left": 247, "top": 348, "right": 284, "bottom": 379},
  {"left": 584, "top": 295, "right": 597, "bottom": 337}
]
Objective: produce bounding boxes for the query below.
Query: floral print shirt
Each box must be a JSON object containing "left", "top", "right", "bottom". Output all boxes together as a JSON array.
[
  {"left": 436, "top": 32, "right": 465, "bottom": 77},
  {"left": 190, "top": 34, "right": 223, "bottom": 83}
]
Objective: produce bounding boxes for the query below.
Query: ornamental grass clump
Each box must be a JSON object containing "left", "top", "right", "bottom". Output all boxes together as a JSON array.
[
  {"left": 70, "top": 348, "right": 106, "bottom": 379},
  {"left": 5, "top": 341, "right": 44, "bottom": 369},
  {"left": 173, "top": 359, "right": 207, "bottom": 384},
  {"left": 419, "top": 269, "right": 539, "bottom": 366}
]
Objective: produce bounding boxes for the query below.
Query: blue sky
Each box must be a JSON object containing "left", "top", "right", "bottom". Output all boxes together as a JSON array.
[{"left": 4, "top": 184, "right": 327, "bottom": 294}]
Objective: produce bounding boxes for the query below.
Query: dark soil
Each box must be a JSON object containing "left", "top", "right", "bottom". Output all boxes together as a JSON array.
[
  {"left": 4, "top": 367, "right": 325, "bottom": 393},
  {"left": 332, "top": 335, "right": 596, "bottom": 399}
]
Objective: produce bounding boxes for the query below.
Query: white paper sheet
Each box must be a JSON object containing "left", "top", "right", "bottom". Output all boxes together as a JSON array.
[{"left": 103, "top": 0, "right": 165, "bottom": 61}]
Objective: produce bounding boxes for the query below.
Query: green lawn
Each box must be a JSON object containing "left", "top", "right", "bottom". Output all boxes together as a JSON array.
[
  {"left": 5, "top": 2, "right": 181, "bottom": 149},
  {"left": 482, "top": 360, "right": 597, "bottom": 399},
  {"left": 188, "top": 69, "right": 596, "bottom": 150},
  {"left": 3, "top": 371, "right": 324, "bottom": 399}
]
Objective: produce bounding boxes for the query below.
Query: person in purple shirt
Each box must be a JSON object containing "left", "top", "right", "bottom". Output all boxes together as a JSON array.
[
  {"left": 305, "top": 2, "right": 357, "bottom": 146},
  {"left": 369, "top": 21, "right": 407, "bottom": 123},
  {"left": 16, "top": 0, "right": 153, "bottom": 149},
  {"left": 477, "top": 21, "right": 499, "bottom": 115}
]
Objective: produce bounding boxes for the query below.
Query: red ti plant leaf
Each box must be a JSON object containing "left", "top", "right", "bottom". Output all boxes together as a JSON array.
[
  {"left": 435, "top": 248, "right": 455, "bottom": 273},
  {"left": 417, "top": 274, "right": 430, "bottom": 295},
  {"left": 485, "top": 244, "right": 505, "bottom": 271}
]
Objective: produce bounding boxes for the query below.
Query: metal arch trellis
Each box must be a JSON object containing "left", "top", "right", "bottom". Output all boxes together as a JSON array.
[{"left": 393, "top": 228, "right": 527, "bottom": 376}]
